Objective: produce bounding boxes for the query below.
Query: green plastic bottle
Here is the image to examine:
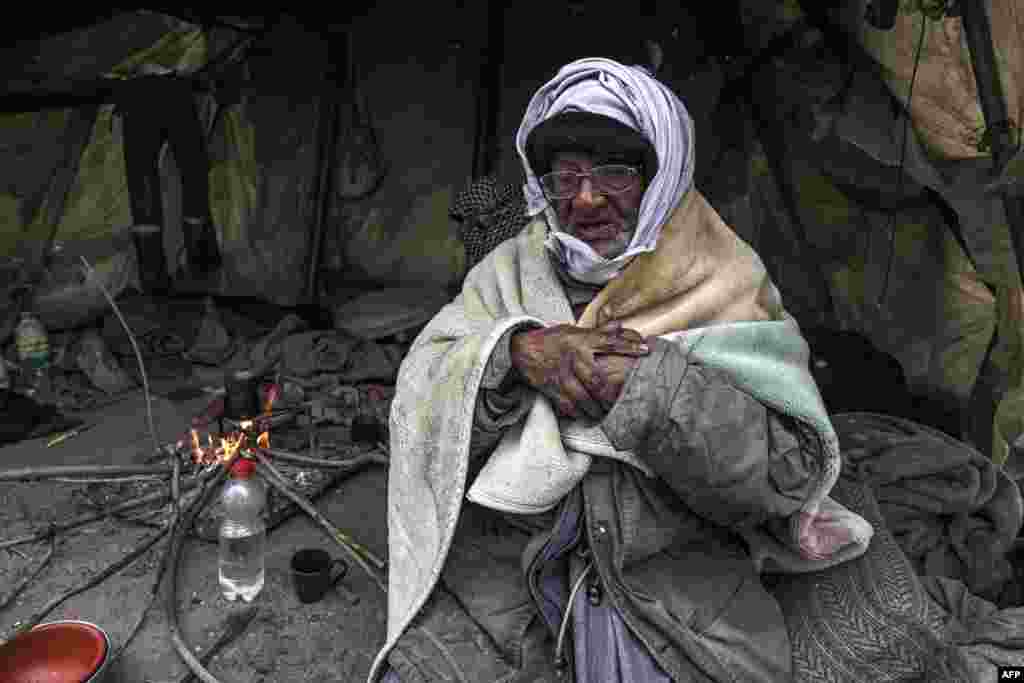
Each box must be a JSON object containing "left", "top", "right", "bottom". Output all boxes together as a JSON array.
[{"left": 15, "top": 312, "right": 52, "bottom": 403}]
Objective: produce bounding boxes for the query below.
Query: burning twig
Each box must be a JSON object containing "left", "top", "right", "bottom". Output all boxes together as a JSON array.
[
  {"left": 258, "top": 446, "right": 388, "bottom": 470},
  {"left": 0, "top": 533, "right": 55, "bottom": 612},
  {"left": 188, "top": 422, "right": 270, "bottom": 467},
  {"left": 1, "top": 526, "right": 170, "bottom": 646},
  {"left": 0, "top": 464, "right": 173, "bottom": 482},
  {"left": 0, "top": 478, "right": 202, "bottom": 551},
  {"left": 251, "top": 451, "right": 386, "bottom": 592},
  {"left": 80, "top": 255, "right": 160, "bottom": 460}
]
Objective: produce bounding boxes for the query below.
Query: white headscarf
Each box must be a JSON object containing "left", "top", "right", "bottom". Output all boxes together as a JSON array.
[{"left": 515, "top": 58, "right": 696, "bottom": 285}]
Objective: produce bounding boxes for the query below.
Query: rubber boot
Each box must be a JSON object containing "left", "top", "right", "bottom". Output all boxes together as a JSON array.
[
  {"left": 131, "top": 224, "right": 171, "bottom": 295},
  {"left": 183, "top": 215, "right": 223, "bottom": 277}
]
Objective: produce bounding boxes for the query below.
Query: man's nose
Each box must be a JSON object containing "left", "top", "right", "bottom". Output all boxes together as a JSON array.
[{"left": 573, "top": 177, "right": 607, "bottom": 208}]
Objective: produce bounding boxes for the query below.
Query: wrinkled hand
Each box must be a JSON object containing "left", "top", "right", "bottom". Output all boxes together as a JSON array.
[{"left": 509, "top": 320, "right": 650, "bottom": 421}]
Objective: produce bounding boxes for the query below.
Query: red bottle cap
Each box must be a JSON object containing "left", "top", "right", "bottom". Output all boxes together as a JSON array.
[{"left": 230, "top": 457, "right": 256, "bottom": 479}]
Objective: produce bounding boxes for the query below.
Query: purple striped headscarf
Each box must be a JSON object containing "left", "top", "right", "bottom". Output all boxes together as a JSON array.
[{"left": 515, "top": 58, "right": 696, "bottom": 285}]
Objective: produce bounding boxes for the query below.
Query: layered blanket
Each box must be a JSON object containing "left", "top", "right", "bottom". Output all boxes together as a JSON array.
[
  {"left": 832, "top": 412, "right": 1024, "bottom": 604},
  {"left": 770, "top": 413, "right": 1024, "bottom": 681},
  {"left": 370, "top": 190, "right": 871, "bottom": 681}
]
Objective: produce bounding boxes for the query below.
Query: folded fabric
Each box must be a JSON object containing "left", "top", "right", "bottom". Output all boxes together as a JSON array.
[
  {"left": 469, "top": 189, "right": 872, "bottom": 573},
  {"left": 377, "top": 197, "right": 869, "bottom": 681},
  {"left": 575, "top": 189, "right": 784, "bottom": 334},
  {"left": 832, "top": 412, "right": 1024, "bottom": 602},
  {"left": 467, "top": 315, "right": 875, "bottom": 574},
  {"left": 280, "top": 331, "right": 355, "bottom": 378}
]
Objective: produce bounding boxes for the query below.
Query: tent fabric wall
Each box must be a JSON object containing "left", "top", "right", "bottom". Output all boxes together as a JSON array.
[
  {"left": 851, "top": 1, "right": 1024, "bottom": 461},
  {"left": 856, "top": 1, "right": 1023, "bottom": 162},
  {"left": 0, "top": 15, "right": 215, "bottom": 329},
  {"left": 3, "top": 4, "right": 1023, "bottom": 460},
  {"left": 1, "top": 8, "right": 477, "bottom": 314},
  {"left": 735, "top": 0, "right": 1019, "bottom": 457}
]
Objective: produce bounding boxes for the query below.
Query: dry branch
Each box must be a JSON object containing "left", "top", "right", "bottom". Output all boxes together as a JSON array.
[
  {"left": 252, "top": 451, "right": 386, "bottom": 592},
  {"left": 0, "top": 534, "right": 55, "bottom": 612},
  {"left": 164, "top": 451, "right": 242, "bottom": 683},
  {"left": 80, "top": 255, "right": 160, "bottom": 459},
  {"left": 111, "top": 452, "right": 185, "bottom": 665},
  {"left": 178, "top": 605, "right": 260, "bottom": 683},
  {"left": 259, "top": 446, "right": 388, "bottom": 469},
  {"left": 107, "top": 532, "right": 172, "bottom": 664},
  {"left": 0, "top": 477, "right": 201, "bottom": 551},
  {"left": 52, "top": 476, "right": 167, "bottom": 485},
  {"left": 0, "top": 464, "right": 173, "bottom": 482},
  {"left": 1, "top": 526, "right": 169, "bottom": 645}
]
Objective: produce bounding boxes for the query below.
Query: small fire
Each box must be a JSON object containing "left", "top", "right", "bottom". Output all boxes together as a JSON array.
[
  {"left": 190, "top": 426, "right": 270, "bottom": 465},
  {"left": 263, "top": 383, "right": 280, "bottom": 416},
  {"left": 189, "top": 383, "right": 279, "bottom": 466}
]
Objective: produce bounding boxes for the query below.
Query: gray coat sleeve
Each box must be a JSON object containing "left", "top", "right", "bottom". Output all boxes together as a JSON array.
[
  {"left": 601, "top": 337, "right": 822, "bottom": 531},
  {"left": 468, "top": 323, "right": 541, "bottom": 461}
]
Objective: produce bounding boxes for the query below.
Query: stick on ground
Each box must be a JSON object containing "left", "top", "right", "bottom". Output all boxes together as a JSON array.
[
  {"left": 164, "top": 451, "right": 242, "bottom": 683},
  {"left": 1, "top": 526, "right": 169, "bottom": 646},
  {"left": 0, "top": 478, "right": 201, "bottom": 551},
  {"left": 259, "top": 446, "right": 387, "bottom": 470},
  {"left": 0, "top": 534, "right": 55, "bottom": 612},
  {"left": 106, "top": 532, "right": 172, "bottom": 664},
  {"left": 0, "top": 464, "right": 173, "bottom": 482},
  {"left": 252, "top": 451, "right": 386, "bottom": 592},
  {"left": 110, "top": 452, "right": 187, "bottom": 665},
  {"left": 80, "top": 255, "right": 160, "bottom": 460},
  {"left": 178, "top": 605, "right": 260, "bottom": 683}
]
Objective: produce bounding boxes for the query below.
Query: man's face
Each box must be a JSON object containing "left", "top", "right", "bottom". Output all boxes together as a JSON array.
[{"left": 549, "top": 151, "right": 646, "bottom": 260}]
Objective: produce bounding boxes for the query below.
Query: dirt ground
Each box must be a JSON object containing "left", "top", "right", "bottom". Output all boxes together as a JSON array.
[{"left": 0, "top": 389, "right": 390, "bottom": 682}]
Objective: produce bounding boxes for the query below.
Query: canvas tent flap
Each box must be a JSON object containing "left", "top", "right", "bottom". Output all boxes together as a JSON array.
[
  {"left": 0, "top": 13, "right": 233, "bottom": 327},
  {"left": 855, "top": 1, "right": 1023, "bottom": 162}
]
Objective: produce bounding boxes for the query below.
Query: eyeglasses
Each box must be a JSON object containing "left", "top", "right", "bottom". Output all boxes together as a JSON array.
[{"left": 539, "top": 164, "right": 641, "bottom": 200}]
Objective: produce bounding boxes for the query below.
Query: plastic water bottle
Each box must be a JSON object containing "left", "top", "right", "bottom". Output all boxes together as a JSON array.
[
  {"left": 219, "top": 457, "right": 267, "bottom": 602},
  {"left": 15, "top": 312, "right": 52, "bottom": 403}
]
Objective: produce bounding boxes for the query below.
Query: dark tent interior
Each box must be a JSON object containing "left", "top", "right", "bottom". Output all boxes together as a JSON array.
[{"left": 1, "top": 2, "right": 1024, "bottom": 680}]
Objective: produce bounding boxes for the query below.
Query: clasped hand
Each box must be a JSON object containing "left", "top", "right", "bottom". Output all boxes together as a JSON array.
[{"left": 509, "top": 321, "right": 650, "bottom": 422}]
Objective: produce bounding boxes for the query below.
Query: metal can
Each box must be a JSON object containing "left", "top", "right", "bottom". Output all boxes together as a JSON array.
[{"left": 223, "top": 369, "right": 261, "bottom": 420}]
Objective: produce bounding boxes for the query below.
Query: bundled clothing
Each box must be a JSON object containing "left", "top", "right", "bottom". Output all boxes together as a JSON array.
[
  {"left": 374, "top": 200, "right": 871, "bottom": 681},
  {"left": 832, "top": 412, "right": 1023, "bottom": 605},
  {"left": 371, "top": 58, "right": 872, "bottom": 683},
  {"left": 770, "top": 412, "right": 1024, "bottom": 682}
]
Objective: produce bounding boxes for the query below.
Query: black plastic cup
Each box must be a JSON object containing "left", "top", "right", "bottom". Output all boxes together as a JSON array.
[{"left": 291, "top": 549, "right": 349, "bottom": 604}]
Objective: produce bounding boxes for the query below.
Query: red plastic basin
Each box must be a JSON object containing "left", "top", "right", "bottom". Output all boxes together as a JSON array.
[{"left": 0, "top": 620, "right": 109, "bottom": 682}]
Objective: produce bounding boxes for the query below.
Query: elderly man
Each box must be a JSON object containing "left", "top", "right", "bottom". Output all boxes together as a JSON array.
[{"left": 369, "top": 58, "right": 871, "bottom": 683}]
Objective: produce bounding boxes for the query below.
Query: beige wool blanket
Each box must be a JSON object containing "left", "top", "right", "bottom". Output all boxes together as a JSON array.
[{"left": 369, "top": 190, "right": 872, "bottom": 682}]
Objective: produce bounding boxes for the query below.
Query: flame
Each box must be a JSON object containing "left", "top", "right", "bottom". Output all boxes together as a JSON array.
[
  {"left": 190, "top": 429, "right": 207, "bottom": 464},
  {"left": 190, "top": 419, "right": 270, "bottom": 466},
  {"left": 263, "top": 384, "right": 279, "bottom": 416}
]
